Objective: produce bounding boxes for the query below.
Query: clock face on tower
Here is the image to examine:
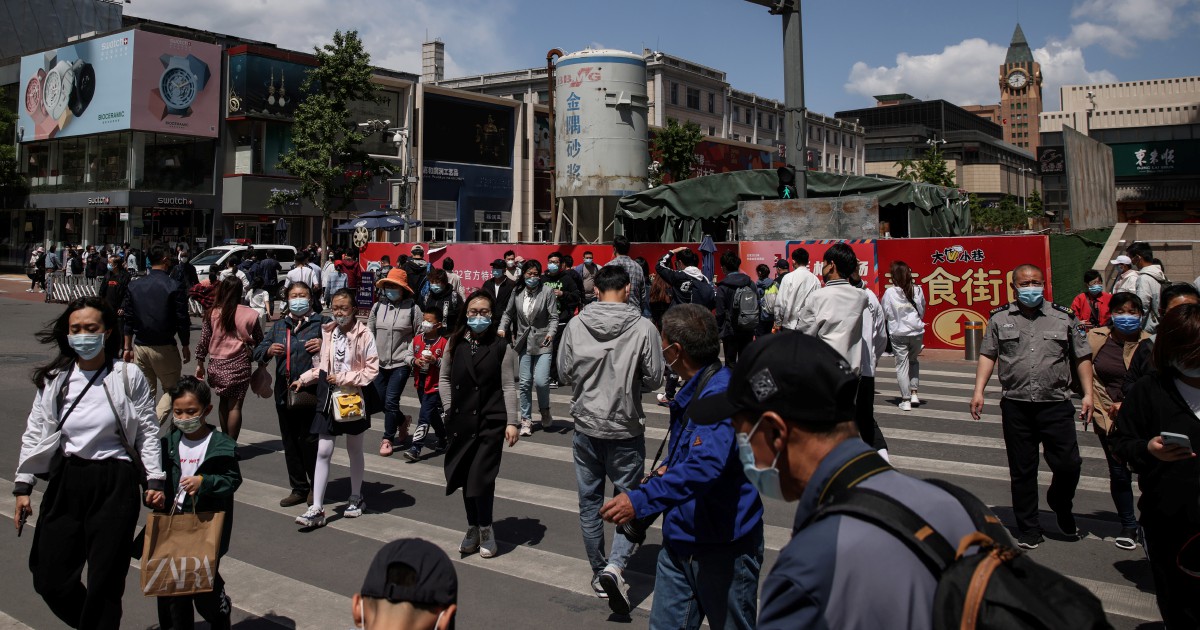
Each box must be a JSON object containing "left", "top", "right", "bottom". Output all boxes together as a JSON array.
[{"left": 1007, "top": 70, "right": 1028, "bottom": 90}]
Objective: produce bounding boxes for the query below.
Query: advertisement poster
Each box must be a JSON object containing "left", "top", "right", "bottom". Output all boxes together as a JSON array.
[
  {"left": 227, "top": 52, "right": 316, "bottom": 120},
  {"left": 738, "top": 240, "right": 789, "bottom": 277},
  {"left": 785, "top": 240, "right": 880, "bottom": 290},
  {"left": 877, "top": 235, "right": 1051, "bottom": 350},
  {"left": 18, "top": 30, "right": 220, "bottom": 142},
  {"left": 422, "top": 93, "right": 516, "bottom": 168}
]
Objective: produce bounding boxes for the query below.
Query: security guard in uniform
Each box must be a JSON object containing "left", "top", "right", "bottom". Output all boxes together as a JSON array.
[{"left": 970, "top": 264, "right": 1094, "bottom": 550}]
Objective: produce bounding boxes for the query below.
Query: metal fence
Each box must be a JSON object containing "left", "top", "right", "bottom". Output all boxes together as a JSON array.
[{"left": 43, "top": 272, "right": 206, "bottom": 317}]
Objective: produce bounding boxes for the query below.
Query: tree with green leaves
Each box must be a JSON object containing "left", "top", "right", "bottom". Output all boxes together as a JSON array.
[
  {"left": 1027, "top": 188, "right": 1043, "bottom": 217},
  {"left": 652, "top": 118, "right": 704, "bottom": 183},
  {"left": 971, "top": 194, "right": 1032, "bottom": 233},
  {"left": 0, "top": 105, "right": 28, "bottom": 206},
  {"left": 895, "top": 144, "right": 956, "bottom": 188},
  {"left": 268, "top": 30, "right": 380, "bottom": 263}
]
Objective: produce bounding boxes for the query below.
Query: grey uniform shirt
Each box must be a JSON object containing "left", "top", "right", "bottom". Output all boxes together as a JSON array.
[{"left": 980, "top": 301, "right": 1090, "bottom": 402}]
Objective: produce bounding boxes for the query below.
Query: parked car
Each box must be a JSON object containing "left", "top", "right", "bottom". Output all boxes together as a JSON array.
[{"left": 191, "top": 244, "right": 296, "bottom": 280}]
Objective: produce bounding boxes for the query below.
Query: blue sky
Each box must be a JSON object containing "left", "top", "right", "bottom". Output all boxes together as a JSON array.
[{"left": 130, "top": 0, "right": 1200, "bottom": 113}]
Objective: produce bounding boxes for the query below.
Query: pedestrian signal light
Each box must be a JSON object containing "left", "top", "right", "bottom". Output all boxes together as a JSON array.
[{"left": 777, "top": 165, "right": 797, "bottom": 200}]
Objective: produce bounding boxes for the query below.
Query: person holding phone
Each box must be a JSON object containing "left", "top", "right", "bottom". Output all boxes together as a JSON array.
[{"left": 1112, "top": 303, "right": 1200, "bottom": 627}]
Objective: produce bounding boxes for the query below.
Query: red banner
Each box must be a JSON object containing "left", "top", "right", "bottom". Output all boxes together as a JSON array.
[
  {"left": 785, "top": 240, "right": 880, "bottom": 291},
  {"left": 877, "top": 235, "right": 1051, "bottom": 350},
  {"left": 738, "top": 241, "right": 789, "bottom": 278}
]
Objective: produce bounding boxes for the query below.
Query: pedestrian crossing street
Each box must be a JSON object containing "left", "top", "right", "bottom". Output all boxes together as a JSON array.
[{"left": 0, "top": 355, "right": 1162, "bottom": 629}]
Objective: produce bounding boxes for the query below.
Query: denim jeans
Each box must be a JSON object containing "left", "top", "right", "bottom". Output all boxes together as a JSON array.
[
  {"left": 414, "top": 387, "right": 446, "bottom": 446},
  {"left": 573, "top": 432, "right": 645, "bottom": 575},
  {"left": 518, "top": 351, "right": 551, "bottom": 420},
  {"left": 1096, "top": 431, "right": 1137, "bottom": 529},
  {"left": 648, "top": 532, "right": 764, "bottom": 630},
  {"left": 374, "top": 365, "right": 411, "bottom": 441}
]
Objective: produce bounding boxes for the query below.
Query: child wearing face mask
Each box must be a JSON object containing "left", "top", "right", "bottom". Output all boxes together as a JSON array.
[
  {"left": 156, "top": 376, "right": 241, "bottom": 630},
  {"left": 1071, "top": 269, "right": 1111, "bottom": 330},
  {"left": 404, "top": 311, "right": 449, "bottom": 462}
]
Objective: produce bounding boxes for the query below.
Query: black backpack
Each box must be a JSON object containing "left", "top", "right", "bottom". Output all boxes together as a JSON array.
[
  {"left": 731, "top": 283, "right": 760, "bottom": 332},
  {"left": 810, "top": 453, "right": 1113, "bottom": 630},
  {"left": 687, "top": 277, "right": 716, "bottom": 309}
]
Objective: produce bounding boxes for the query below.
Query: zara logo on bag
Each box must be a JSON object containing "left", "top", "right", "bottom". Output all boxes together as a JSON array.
[{"left": 142, "top": 555, "right": 216, "bottom": 594}]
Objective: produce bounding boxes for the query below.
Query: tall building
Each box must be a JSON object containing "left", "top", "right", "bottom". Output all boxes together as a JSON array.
[{"left": 998, "top": 24, "right": 1043, "bottom": 153}]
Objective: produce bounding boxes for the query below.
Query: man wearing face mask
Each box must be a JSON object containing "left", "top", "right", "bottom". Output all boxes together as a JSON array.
[
  {"left": 1111, "top": 255, "right": 1138, "bottom": 294},
  {"left": 352, "top": 538, "right": 457, "bottom": 630},
  {"left": 543, "top": 252, "right": 581, "bottom": 387},
  {"left": 599, "top": 304, "right": 763, "bottom": 630},
  {"left": 480, "top": 259, "right": 516, "bottom": 327},
  {"left": 690, "top": 332, "right": 979, "bottom": 629},
  {"left": 502, "top": 249, "right": 521, "bottom": 283},
  {"left": 971, "top": 264, "right": 1094, "bottom": 550}
]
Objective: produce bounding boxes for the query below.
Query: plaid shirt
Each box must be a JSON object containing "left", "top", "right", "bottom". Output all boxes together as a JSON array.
[{"left": 604, "top": 255, "right": 646, "bottom": 310}]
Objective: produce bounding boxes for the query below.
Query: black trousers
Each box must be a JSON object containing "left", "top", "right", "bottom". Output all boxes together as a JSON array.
[
  {"left": 1142, "top": 511, "right": 1200, "bottom": 629},
  {"left": 854, "top": 376, "right": 889, "bottom": 451},
  {"left": 156, "top": 572, "right": 231, "bottom": 630},
  {"left": 722, "top": 333, "right": 754, "bottom": 368},
  {"left": 999, "top": 399, "right": 1082, "bottom": 534},
  {"left": 30, "top": 457, "right": 141, "bottom": 630},
  {"left": 277, "top": 404, "right": 318, "bottom": 493}
]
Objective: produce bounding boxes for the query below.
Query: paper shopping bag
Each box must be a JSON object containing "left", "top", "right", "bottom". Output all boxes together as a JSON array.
[{"left": 140, "top": 509, "right": 225, "bottom": 597}]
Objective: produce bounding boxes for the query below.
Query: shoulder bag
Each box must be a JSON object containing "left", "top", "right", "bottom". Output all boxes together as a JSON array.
[
  {"left": 285, "top": 326, "right": 318, "bottom": 410},
  {"left": 32, "top": 366, "right": 104, "bottom": 481}
]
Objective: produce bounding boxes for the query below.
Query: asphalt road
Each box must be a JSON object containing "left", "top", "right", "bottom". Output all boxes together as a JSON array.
[{"left": 0, "top": 284, "right": 1164, "bottom": 629}]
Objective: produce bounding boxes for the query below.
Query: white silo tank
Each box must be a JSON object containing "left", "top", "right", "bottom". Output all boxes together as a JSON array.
[{"left": 554, "top": 49, "right": 648, "bottom": 240}]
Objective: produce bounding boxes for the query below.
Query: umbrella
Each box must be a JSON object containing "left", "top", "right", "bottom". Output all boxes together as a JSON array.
[
  {"left": 699, "top": 235, "right": 717, "bottom": 281},
  {"left": 334, "top": 211, "right": 416, "bottom": 232}
]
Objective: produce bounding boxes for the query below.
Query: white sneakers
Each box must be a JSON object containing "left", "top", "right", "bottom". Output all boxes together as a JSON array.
[
  {"left": 598, "top": 564, "right": 632, "bottom": 615},
  {"left": 899, "top": 401, "right": 912, "bottom": 411},
  {"left": 459, "top": 526, "right": 480, "bottom": 554},
  {"left": 344, "top": 495, "right": 365, "bottom": 518},
  {"left": 911, "top": 393, "right": 921, "bottom": 405},
  {"left": 295, "top": 506, "right": 325, "bottom": 528},
  {"left": 478, "top": 525, "right": 498, "bottom": 558},
  {"left": 518, "top": 419, "right": 533, "bottom": 437}
]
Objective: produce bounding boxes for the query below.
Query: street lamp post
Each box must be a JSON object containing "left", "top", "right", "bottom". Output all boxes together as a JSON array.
[
  {"left": 744, "top": 0, "right": 806, "bottom": 198},
  {"left": 1018, "top": 166, "right": 1033, "bottom": 211}
]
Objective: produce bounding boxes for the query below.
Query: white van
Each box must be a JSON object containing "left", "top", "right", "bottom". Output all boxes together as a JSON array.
[{"left": 191, "top": 245, "right": 297, "bottom": 280}]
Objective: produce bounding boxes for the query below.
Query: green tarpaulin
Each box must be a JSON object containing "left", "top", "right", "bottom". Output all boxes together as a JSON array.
[{"left": 616, "top": 170, "right": 971, "bottom": 241}]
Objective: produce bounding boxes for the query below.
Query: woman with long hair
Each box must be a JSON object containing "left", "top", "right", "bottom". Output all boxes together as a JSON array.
[
  {"left": 1112, "top": 304, "right": 1200, "bottom": 627},
  {"left": 194, "top": 276, "right": 263, "bottom": 442},
  {"left": 881, "top": 260, "right": 926, "bottom": 411},
  {"left": 498, "top": 259, "right": 559, "bottom": 435},
  {"left": 441, "top": 291, "right": 519, "bottom": 558},
  {"left": 13, "top": 296, "right": 166, "bottom": 629}
]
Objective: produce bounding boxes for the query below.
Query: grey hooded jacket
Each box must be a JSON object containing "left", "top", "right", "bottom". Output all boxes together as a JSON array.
[
  {"left": 557, "top": 301, "right": 664, "bottom": 439},
  {"left": 1135, "top": 264, "right": 1167, "bottom": 334}
]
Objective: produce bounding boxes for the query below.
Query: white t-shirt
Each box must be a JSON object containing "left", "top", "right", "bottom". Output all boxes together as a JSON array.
[
  {"left": 1177, "top": 379, "right": 1200, "bottom": 420},
  {"left": 178, "top": 432, "right": 213, "bottom": 478},
  {"left": 61, "top": 367, "right": 129, "bottom": 462}
]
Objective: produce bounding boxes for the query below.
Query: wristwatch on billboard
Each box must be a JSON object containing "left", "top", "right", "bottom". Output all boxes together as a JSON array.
[
  {"left": 158, "top": 54, "right": 211, "bottom": 116},
  {"left": 67, "top": 59, "right": 95, "bottom": 118},
  {"left": 24, "top": 69, "right": 48, "bottom": 126},
  {"left": 43, "top": 59, "right": 73, "bottom": 125}
]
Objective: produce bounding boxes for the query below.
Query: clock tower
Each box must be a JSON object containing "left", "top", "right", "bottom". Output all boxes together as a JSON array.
[{"left": 999, "top": 24, "right": 1043, "bottom": 153}]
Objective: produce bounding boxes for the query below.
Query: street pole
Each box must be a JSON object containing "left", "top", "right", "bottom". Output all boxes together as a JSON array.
[{"left": 780, "top": 2, "right": 806, "bottom": 198}]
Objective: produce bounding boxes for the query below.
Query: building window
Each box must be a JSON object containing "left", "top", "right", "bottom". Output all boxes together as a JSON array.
[
  {"left": 767, "top": 115, "right": 773, "bottom": 130},
  {"left": 746, "top": 109, "right": 752, "bottom": 124},
  {"left": 733, "top": 105, "right": 740, "bottom": 121},
  {"left": 709, "top": 126, "right": 716, "bottom": 136},
  {"left": 757, "top": 111, "right": 762, "bottom": 127},
  {"left": 708, "top": 93, "right": 715, "bottom": 113},
  {"left": 686, "top": 87, "right": 701, "bottom": 110},
  {"left": 670, "top": 83, "right": 679, "bottom": 106}
]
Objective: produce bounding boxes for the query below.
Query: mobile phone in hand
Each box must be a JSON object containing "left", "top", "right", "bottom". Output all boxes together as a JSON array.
[
  {"left": 1161, "top": 431, "right": 1192, "bottom": 451},
  {"left": 17, "top": 510, "right": 27, "bottom": 537}
]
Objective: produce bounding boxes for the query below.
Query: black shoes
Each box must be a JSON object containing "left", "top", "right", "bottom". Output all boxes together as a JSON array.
[
  {"left": 1053, "top": 507, "right": 1080, "bottom": 540},
  {"left": 1017, "top": 531, "right": 1045, "bottom": 549}
]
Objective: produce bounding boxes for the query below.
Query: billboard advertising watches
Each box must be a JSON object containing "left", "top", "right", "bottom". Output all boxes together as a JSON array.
[{"left": 17, "top": 30, "right": 220, "bottom": 142}]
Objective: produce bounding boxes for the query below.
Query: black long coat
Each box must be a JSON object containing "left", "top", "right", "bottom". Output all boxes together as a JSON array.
[{"left": 440, "top": 336, "right": 518, "bottom": 498}]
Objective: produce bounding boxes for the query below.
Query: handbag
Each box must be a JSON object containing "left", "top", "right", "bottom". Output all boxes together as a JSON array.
[
  {"left": 250, "top": 362, "right": 273, "bottom": 398},
  {"left": 285, "top": 327, "right": 318, "bottom": 410},
  {"left": 331, "top": 386, "right": 366, "bottom": 422},
  {"left": 140, "top": 501, "right": 225, "bottom": 597}
]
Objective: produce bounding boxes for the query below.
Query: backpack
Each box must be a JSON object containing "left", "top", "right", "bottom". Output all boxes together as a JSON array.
[
  {"left": 732, "top": 284, "right": 760, "bottom": 332},
  {"left": 70, "top": 256, "right": 82, "bottom": 274},
  {"left": 687, "top": 277, "right": 716, "bottom": 309},
  {"left": 810, "top": 454, "right": 1112, "bottom": 630},
  {"left": 761, "top": 284, "right": 779, "bottom": 322}
]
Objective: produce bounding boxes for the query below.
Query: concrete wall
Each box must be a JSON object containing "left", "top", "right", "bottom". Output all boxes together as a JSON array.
[
  {"left": 1063, "top": 126, "right": 1117, "bottom": 230},
  {"left": 1119, "top": 223, "right": 1200, "bottom": 286}
]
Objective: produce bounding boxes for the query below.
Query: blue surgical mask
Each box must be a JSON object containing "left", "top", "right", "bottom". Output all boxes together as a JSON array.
[
  {"left": 429, "top": 284, "right": 444, "bottom": 294},
  {"left": 289, "top": 298, "right": 311, "bottom": 315},
  {"left": 1112, "top": 314, "right": 1142, "bottom": 334},
  {"left": 467, "top": 316, "right": 491, "bottom": 333},
  {"left": 736, "top": 418, "right": 784, "bottom": 501},
  {"left": 492, "top": 269, "right": 503, "bottom": 279},
  {"left": 68, "top": 333, "right": 106, "bottom": 360},
  {"left": 547, "top": 263, "right": 559, "bottom": 273},
  {"left": 584, "top": 257, "right": 593, "bottom": 264},
  {"left": 1087, "top": 285, "right": 1103, "bottom": 296},
  {"left": 173, "top": 414, "right": 206, "bottom": 434},
  {"left": 525, "top": 277, "right": 540, "bottom": 289},
  {"left": 384, "top": 288, "right": 402, "bottom": 302},
  {"left": 106, "top": 263, "right": 114, "bottom": 271},
  {"left": 1174, "top": 362, "right": 1200, "bottom": 379},
  {"left": 1017, "top": 286, "right": 1044, "bottom": 308}
]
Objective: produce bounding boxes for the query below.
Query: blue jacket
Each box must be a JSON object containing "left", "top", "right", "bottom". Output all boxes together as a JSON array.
[
  {"left": 253, "top": 312, "right": 329, "bottom": 406},
  {"left": 757, "top": 439, "right": 976, "bottom": 630},
  {"left": 627, "top": 366, "right": 764, "bottom": 555}
]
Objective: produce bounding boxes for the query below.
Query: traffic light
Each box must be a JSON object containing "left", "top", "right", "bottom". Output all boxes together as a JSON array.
[{"left": 777, "top": 165, "right": 797, "bottom": 200}]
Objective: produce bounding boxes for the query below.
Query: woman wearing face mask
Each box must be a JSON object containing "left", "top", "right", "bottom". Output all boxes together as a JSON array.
[
  {"left": 253, "top": 282, "right": 325, "bottom": 507},
  {"left": 13, "top": 296, "right": 166, "bottom": 629},
  {"left": 497, "top": 259, "right": 560, "bottom": 436},
  {"left": 423, "top": 268, "right": 462, "bottom": 338},
  {"left": 194, "top": 277, "right": 264, "bottom": 443},
  {"left": 155, "top": 377, "right": 241, "bottom": 630},
  {"left": 1071, "top": 269, "right": 1111, "bottom": 330},
  {"left": 1112, "top": 304, "right": 1200, "bottom": 627},
  {"left": 368, "top": 269, "right": 423, "bottom": 457},
  {"left": 440, "top": 292, "right": 520, "bottom": 558},
  {"left": 1085, "top": 292, "right": 1149, "bottom": 551},
  {"left": 291, "top": 289, "right": 380, "bottom": 528}
]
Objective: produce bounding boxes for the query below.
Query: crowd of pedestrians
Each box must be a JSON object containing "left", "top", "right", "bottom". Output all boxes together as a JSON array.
[{"left": 10, "top": 235, "right": 1200, "bottom": 629}]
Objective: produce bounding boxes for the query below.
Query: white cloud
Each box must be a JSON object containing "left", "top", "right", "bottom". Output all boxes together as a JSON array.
[{"left": 123, "top": 0, "right": 518, "bottom": 79}]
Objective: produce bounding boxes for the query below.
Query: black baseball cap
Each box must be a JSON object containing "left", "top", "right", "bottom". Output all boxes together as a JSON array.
[
  {"left": 774, "top": 258, "right": 790, "bottom": 270},
  {"left": 360, "top": 538, "right": 457, "bottom": 606},
  {"left": 691, "top": 331, "right": 857, "bottom": 425},
  {"left": 490, "top": 258, "right": 505, "bottom": 269}
]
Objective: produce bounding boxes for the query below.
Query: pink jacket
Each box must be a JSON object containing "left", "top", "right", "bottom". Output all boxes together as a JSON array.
[
  {"left": 297, "top": 320, "right": 380, "bottom": 388},
  {"left": 196, "top": 305, "right": 263, "bottom": 361}
]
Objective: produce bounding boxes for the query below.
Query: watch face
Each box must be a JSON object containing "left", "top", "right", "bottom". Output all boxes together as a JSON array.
[
  {"left": 1008, "top": 71, "right": 1028, "bottom": 89},
  {"left": 161, "top": 67, "right": 197, "bottom": 110},
  {"left": 43, "top": 66, "right": 69, "bottom": 120},
  {"left": 25, "top": 71, "right": 44, "bottom": 115},
  {"left": 69, "top": 62, "right": 95, "bottom": 117}
]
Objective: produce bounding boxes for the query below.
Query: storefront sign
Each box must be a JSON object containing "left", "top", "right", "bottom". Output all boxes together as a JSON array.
[
  {"left": 876, "top": 235, "right": 1050, "bottom": 350},
  {"left": 483, "top": 211, "right": 503, "bottom": 223},
  {"left": 1110, "top": 140, "right": 1200, "bottom": 177},
  {"left": 119, "top": 212, "right": 129, "bottom": 221},
  {"left": 88, "top": 196, "right": 111, "bottom": 205},
  {"left": 357, "top": 271, "right": 376, "bottom": 309},
  {"left": 18, "top": 30, "right": 221, "bottom": 142},
  {"left": 1038, "top": 147, "right": 1065, "bottom": 175},
  {"left": 156, "top": 196, "right": 194, "bottom": 207}
]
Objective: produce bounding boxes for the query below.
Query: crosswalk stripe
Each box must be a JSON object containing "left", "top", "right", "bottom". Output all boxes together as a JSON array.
[
  {"left": 875, "top": 365, "right": 982, "bottom": 380},
  {"left": 889, "top": 455, "right": 1116, "bottom": 494},
  {"left": 238, "top": 428, "right": 796, "bottom": 553},
  {"left": 0, "top": 489, "right": 349, "bottom": 629},
  {"left": 1071, "top": 575, "right": 1161, "bottom": 623},
  {"left": 0, "top": 610, "right": 34, "bottom": 630},
  {"left": 880, "top": 428, "right": 1106, "bottom": 460}
]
